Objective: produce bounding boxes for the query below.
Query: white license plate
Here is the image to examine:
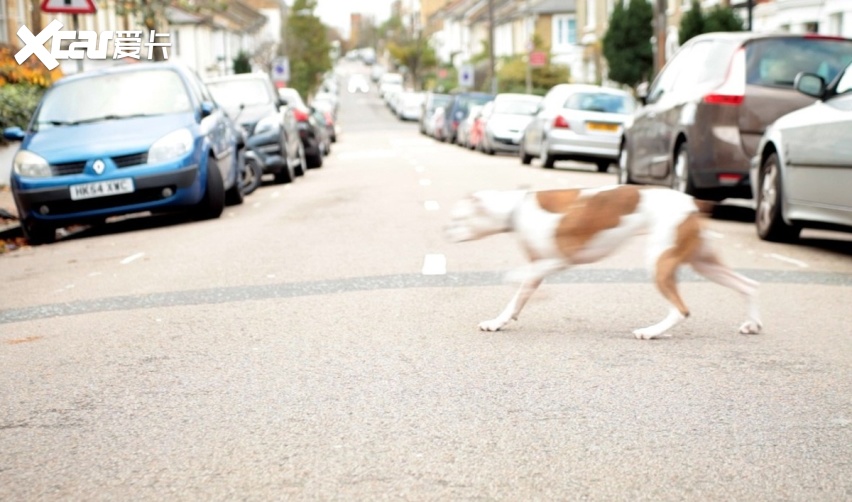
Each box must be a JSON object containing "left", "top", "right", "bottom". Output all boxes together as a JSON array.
[{"left": 70, "top": 178, "right": 135, "bottom": 201}]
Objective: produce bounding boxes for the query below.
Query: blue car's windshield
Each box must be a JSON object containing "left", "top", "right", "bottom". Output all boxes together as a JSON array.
[{"left": 34, "top": 69, "right": 193, "bottom": 130}]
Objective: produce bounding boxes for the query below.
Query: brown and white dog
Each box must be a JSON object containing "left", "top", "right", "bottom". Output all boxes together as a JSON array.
[{"left": 445, "top": 185, "right": 762, "bottom": 339}]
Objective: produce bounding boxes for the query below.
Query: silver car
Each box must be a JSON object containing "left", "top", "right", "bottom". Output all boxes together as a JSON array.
[
  {"left": 520, "top": 84, "right": 635, "bottom": 171},
  {"left": 750, "top": 61, "right": 852, "bottom": 242},
  {"left": 480, "top": 93, "right": 542, "bottom": 155}
]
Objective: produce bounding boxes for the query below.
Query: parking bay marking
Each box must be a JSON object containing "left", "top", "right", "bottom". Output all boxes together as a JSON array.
[
  {"left": 422, "top": 254, "right": 447, "bottom": 275},
  {"left": 120, "top": 252, "right": 145, "bottom": 265}
]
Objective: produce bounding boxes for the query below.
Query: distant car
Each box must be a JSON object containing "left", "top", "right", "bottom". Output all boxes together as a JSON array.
[
  {"left": 420, "top": 92, "right": 452, "bottom": 135},
  {"left": 520, "top": 84, "right": 635, "bottom": 172},
  {"left": 278, "top": 87, "right": 325, "bottom": 169},
  {"left": 347, "top": 74, "right": 370, "bottom": 94},
  {"left": 397, "top": 91, "right": 425, "bottom": 121},
  {"left": 205, "top": 72, "right": 298, "bottom": 184},
  {"left": 4, "top": 62, "right": 243, "bottom": 244},
  {"left": 750, "top": 61, "right": 852, "bottom": 242},
  {"left": 311, "top": 99, "right": 338, "bottom": 143},
  {"left": 441, "top": 92, "right": 495, "bottom": 144},
  {"left": 378, "top": 72, "right": 404, "bottom": 99},
  {"left": 457, "top": 105, "right": 483, "bottom": 148},
  {"left": 480, "top": 93, "right": 542, "bottom": 155},
  {"left": 432, "top": 106, "right": 447, "bottom": 142},
  {"left": 621, "top": 32, "right": 852, "bottom": 199}
]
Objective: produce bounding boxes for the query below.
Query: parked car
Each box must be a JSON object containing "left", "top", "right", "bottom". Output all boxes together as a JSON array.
[
  {"left": 457, "top": 105, "right": 483, "bottom": 149},
  {"left": 397, "top": 90, "right": 425, "bottom": 121},
  {"left": 311, "top": 99, "right": 338, "bottom": 143},
  {"left": 4, "top": 62, "right": 243, "bottom": 244},
  {"left": 420, "top": 92, "right": 453, "bottom": 135},
  {"left": 468, "top": 102, "right": 490, "bottom": 151},
  {"left": 441, "top": 92, "right": 495, "bottom": 144},
  {"left": 520, "top": 84, "right": 635, "bottom": 171},
  {"left": 379, "top": 72, "right": 404, "bottom": 99},
  {"left": 480, "top": 93, "right": 542, "bottom": 155},
  {"left": 432, "top": 106, "right": 448, "bottom": 142},
  {"left": 750, "top": 61, "right": 852, "bottom": 242},
  {"left": 205, "top": 72, "right": 297, "bottom": 184},
  {"left": 278, "top": 87, "right": 325, "bottom": 169},
  {"left": 620, "top": 32, "right": 852, "bottom": 199}
]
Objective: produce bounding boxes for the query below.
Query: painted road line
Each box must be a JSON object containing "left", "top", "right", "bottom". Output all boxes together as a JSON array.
[
  {"left": 419, "top": 179, "right": 432, "bottom": 186},
  {"left": 120, "top": 252, "right": 145, "bottom": 265},
  {"left": 424, "top": 200, "right": 440, "bottom": 211},
  {"left": 422, "top": 254, "right": 447, "bottom": 275},
  {"left": 765, "top": 253, "right": 809, "bottom": 268}
]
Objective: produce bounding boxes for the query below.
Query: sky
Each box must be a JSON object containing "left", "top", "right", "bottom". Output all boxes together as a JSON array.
[{"left": 311, "top": 0, "right": 396, "bottom": 38}]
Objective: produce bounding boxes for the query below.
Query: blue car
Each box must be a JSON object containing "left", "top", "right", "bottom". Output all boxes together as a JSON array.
[{"left": 3, "top": 62, "right": 243, "bottom": 244}]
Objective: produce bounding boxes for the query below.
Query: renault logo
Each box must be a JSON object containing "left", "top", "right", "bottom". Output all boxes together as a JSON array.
[{"left": 92, "top": 159, "right": 105, "bottom": 175}]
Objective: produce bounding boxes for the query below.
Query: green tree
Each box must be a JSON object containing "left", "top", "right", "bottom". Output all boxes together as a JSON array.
[
  {"left": 602, "top": 0, "right": 653, "bottom": 88},
  {"left": 283, "top": 0, "right": 331, "bottom": 98},
  {"left": 495, "top": 56, "right": 570, "bottom": 95},
  {"left": 233, "top": 51, "right": 252, "bottom": 74},
  {"left": 388, "top": 35, "right": 438, "bottom": 90},
  {"left": 679, "top": 1, "right": 705, "bottom": 45},
  {"left": 705, "top": 5, "right": 745, "bottom": 33},
  {"left": 679, "top": 1, "right": 744, "bottom": 45}
]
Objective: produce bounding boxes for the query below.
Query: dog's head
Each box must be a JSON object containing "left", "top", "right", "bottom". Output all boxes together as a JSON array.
[{"left": 444, "top": 190, "right": 523, "bottom": 243}]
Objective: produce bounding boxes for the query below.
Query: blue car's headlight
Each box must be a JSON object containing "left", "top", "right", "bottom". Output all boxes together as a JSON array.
[
  {"left": 13, "top": 150, "right": 51, "bottom": 177},
  {"left": 148, "top": 128, "right": 193, "bottom": 164}
]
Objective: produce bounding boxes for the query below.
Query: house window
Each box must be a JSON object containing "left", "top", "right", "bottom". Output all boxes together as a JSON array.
[
  {"left": 553, "top": 15, "right": 577, "bottom": 47},
  {"left": 0, "top": 0, "right": 8, "bottom": 44}
]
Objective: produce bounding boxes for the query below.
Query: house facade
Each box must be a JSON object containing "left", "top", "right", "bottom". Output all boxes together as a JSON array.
[{"left": 427, "top": 0, "right": 852, "bottom": 89}]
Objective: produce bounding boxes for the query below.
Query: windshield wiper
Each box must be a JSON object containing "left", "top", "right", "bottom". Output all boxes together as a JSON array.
[{"left": 70, "top": 113, "right": 154, "bottom": 125}]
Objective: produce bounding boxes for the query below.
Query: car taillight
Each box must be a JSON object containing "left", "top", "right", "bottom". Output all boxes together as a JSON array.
[
  {"left": 703, "top": 47, "right": 746, "bottom": 106},
  {"left": 293, "top": 108, "right": 309, "bottom": 122},
  {"left": 324, "top": 112, "right": 333, "bottom": 126},
  {"left": 553, "top": 115, "right": 570, "bottom": 129}
]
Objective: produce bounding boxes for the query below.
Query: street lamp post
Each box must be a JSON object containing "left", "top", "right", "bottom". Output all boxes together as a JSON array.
[{"left": 488, "top": 0, "right": 497, "bottom": 93}]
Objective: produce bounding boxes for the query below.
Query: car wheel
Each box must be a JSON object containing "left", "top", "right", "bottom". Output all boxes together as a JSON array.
[
  {"left": 756, "top": 152, "right": 801, "bottom": 242},
  {"left": 306, "top": 142, "right": 324, "bottom": 168},
  {"left": 595, "top": 161, "right": 610, "bottom": 173},
  {"left": 194, "top": 158, "right": 225, "bottom": 220},
  {"left": 225, "top": 156, "right": 244, "bottom": 206},
  {"left": 294, "top": 143, "right": 307, "bottom": 177},
  {"left": 519, "top": 136, "right": 533, "bottom": 165},
  {"left": 21, "top": 218, "right": 56, "bottom": 245},
  {"left": 540, "top": 138, "right": 555, "bottom": 169},
  {"left": 240, "top": 153, "right": 262, "bottom": 196},
  {"left": 617, "top": 143, "right": 635, "bottom": 184},
  {"left": 671, "top": 143, "right": 695, "bottom": 194}
]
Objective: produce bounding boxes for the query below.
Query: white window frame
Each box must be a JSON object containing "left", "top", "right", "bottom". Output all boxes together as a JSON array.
[
  {"left": 552, "top": 15, "right": 577, "bottom": 48},
  {"left": 585, "top": 0, "right": 596, "bottom": 29}
]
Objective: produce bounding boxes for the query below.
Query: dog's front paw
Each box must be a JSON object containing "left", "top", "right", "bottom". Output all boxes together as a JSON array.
[
  {"left": 478, "top": 319, "right": 506, "bottom": 332},
  {"left": 632, "top": 328, "right": 670, "bottom": 340},
  {"left": 738, "top": 320, "right": 762, "bottom": 335}
]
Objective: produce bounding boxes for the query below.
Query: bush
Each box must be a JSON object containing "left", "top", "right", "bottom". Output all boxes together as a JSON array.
[
  {"left": 233, "top": 51, "right": 252, "bottom": 74},
  {"left": 0, "top": 44, "right": 61, "bottom": 145}
]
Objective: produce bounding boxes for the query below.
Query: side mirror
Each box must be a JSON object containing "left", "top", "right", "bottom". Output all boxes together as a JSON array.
[
  {"left": 3, "top": 126, "right": 25, "bottom": 141},
  {"left": 278, "top": 98, "right": 288, "bottom": 108},
  {"left": 199, "top": 101, "right": 215, "bottom": 119},
  {"left": 794, "top": 72, "right": 825, "bottom": 99}
]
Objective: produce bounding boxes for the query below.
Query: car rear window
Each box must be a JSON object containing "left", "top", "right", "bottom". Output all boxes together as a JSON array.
[
  {"left": 563, "top": 92, "right": 635, "bottom": 114},
  {"left": 746, "top": 37, "right": 852, "bottom": 88},
  {"left": 494, "top": 99, "right": 540, "bottom": 115}
]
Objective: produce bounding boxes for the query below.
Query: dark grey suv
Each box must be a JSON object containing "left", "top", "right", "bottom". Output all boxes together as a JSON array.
[{"left": 619, "top": 32, "right": 852, "bottom": 200}]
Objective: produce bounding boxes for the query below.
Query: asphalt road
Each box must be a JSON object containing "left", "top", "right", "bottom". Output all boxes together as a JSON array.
[{"left": 1, "top": 61, "right": 851, "bottom": 501}]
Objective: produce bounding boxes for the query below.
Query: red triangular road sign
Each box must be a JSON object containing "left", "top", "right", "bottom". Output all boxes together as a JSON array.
[{"left": 41, "top": 0, "right": 97, "bottom": 14}]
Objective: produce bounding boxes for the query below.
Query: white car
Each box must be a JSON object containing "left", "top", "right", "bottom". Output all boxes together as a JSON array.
[
  {"left": 520, "top": 84, "right": 635, "bottom": 172},
  {"left": 397, "top": 91, "right": 425, "bottom": 121},
  {"left": 379, "top": 72, "right": 404, "bottom": 99},
  {"left": 750, "top": 62, "right": 852, "bottom": 242},
  {"left": 347, "top": 74, "right": 369, "bottom": 94},
  {"left": 480, "top": 93, "right": 543, "bottom": 154}
]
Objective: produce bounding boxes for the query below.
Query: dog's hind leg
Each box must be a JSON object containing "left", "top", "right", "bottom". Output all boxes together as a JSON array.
[
  {"left": 480, "top": 259, "right": 566, "bottom": 332},
  {"left": 690, "top": 245, "right": 762, "bottom": 335}
]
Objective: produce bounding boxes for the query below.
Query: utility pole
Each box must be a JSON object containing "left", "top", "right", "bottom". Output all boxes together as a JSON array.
[
  {"left": 488, "top": 0, "right": 497, "bottom": 93},
  {"left": 525, "top": 0, "right": 532, "bottom": 94}
]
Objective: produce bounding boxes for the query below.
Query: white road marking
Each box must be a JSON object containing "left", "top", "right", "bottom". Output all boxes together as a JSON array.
[
  {"left": 337, "top": 150, "right": 397, "bottom": 161},
  {"left": 252, "top": 202, "right": 263, "bottom": 208},
  {"left": 120, "top": 252, "right": 145, "bottom": 265},
  {"left": 424, "top": 200, "right": 440, "bottom": 211},
  {"left": 765, "top": 253, "right": 809, "bottom": 268},
  {"left": 421, "top": 254, "right": 447, "bottom": 275},
  {"left": 271, "top": 191, "right": 281, "bottom": 198},
  {"left": 419, "top": 178, "right": 432, "bottom": 186},
  {"left": 704, "top": 230, "right": 725, "bottom": 240}
]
